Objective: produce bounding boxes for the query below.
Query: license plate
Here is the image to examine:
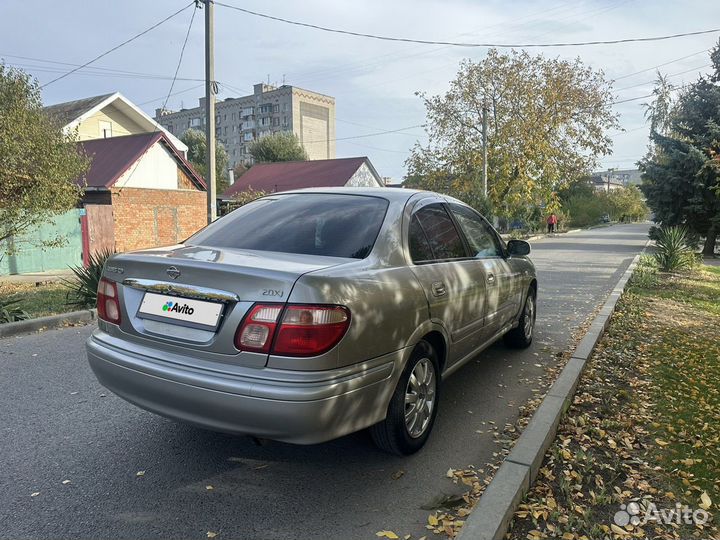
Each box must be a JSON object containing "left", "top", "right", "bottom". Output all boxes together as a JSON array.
[{"left": 137, "top": 292, "right": 223, "bottom": 330}]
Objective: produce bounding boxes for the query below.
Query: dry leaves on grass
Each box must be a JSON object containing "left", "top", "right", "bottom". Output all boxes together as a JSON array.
[{"left": 504, "top": 268, "right": 720, "bottom": 540}]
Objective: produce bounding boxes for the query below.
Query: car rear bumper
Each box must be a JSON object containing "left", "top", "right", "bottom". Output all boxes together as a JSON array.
[{"left": 86, "top": 330, "right": 405, "bottom": 444}]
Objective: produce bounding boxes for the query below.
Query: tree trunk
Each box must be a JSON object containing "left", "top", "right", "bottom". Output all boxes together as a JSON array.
[{"left": 702, "top": 226, "right": 717, "bottom": 256}]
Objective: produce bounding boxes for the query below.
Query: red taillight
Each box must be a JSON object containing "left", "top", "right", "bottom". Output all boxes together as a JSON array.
[
  {"left": 234, "top": 304, "right": 350, "bottom": 357},
  {"left": 97, "top": 278, "right": 121, "bottom": 325},
  {"left": 234, "top": 304, "right": 283, "bottom": 353}
]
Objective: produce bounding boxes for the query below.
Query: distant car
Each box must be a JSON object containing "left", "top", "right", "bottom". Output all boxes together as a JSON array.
[
  {"left": 86, "top": 188, "right": 537, "bottom": 455},
  {"left": 601, "top": 214, "right": 611, "bottom": 223}
]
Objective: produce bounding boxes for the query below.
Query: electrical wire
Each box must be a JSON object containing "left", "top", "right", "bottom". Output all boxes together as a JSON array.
[
  {"left": 615, "top": 63, "right": 712, "bottom": 92},
  {"left": 213, "top": 1, "right": 720, "bottom": 48},
  {"left": 117, "top": 3, "right": 199, "bottom": 192},
  {"left": 0, "top": 53, "right": 205, "bottom": 82},
  {"left": 40, "top": 2, "right": 194, "bottom": 88}
]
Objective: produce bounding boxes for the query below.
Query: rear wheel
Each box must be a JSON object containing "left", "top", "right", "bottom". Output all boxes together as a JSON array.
[
  {"left": 504, "top": 287, "right": 536, "bottom": 349},
  {"left": 370, "top": 340, "right": 440, "bottom": 456}
]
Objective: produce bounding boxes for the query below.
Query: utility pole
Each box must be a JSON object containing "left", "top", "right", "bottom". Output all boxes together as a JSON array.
[
  {"left": 482, "top": 99, "right": 488, "bottom": 198},
  {"left": 204, "top": 0, "right": 216, "bottom": 223}
]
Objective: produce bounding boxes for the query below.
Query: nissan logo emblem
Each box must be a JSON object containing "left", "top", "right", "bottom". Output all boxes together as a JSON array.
[{"left": 166, "top": 266, "right": 181, "bottom": 280}]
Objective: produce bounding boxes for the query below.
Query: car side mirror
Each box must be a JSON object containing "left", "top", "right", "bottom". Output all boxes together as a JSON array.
[{"left": 507, "top": 239, "right": 530, "bottom": 256}]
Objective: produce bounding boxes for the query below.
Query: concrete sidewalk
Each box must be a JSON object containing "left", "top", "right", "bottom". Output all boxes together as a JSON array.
[{"left": 0, "top": 268, "right": 74, "bottom": 285}]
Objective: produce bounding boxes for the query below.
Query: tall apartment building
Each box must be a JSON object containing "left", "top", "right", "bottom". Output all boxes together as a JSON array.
[{"left": 155, "top": 83, "right": 336, "bottom": 168}]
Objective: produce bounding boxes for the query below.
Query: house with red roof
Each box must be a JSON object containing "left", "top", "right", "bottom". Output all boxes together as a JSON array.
[
  {"left": 221, "top": 157, "right": 384, "bottom": 199},
  {"left": 78, "top": 132, "right": 206, "bottom": 257}
]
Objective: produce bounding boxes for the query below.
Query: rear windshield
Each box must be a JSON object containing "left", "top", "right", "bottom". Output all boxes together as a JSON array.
[{"left": 187, "top": 194, "right": 389, "bottom": 259}]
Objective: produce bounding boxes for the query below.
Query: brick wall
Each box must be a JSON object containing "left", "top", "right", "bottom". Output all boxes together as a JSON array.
[{"left": 110, "top": 187, "right": 206, "bottom": 252}]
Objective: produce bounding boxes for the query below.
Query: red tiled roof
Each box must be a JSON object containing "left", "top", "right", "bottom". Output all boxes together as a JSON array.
[
  {"left": 222, "top": 157, "right": 376, "bottom": 198},
  {"left": 77, "top": 132, "right": 205, "bottom": 190}
]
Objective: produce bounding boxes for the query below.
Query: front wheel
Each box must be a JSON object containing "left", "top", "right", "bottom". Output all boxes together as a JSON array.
[
  {"left": 504, "top": 287, "right": 536, "bottom": 349},
  {"left": 370, "top": 340, "right": 440, "bottom": 456}
]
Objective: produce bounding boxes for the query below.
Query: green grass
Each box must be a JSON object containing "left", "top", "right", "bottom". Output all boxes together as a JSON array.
[
  {"left": 0, "top": 282, "right": 77, "bottom": 319},
  {"left": 639, "top": 266, "right": 720, "bottom": 503},
  {"left": 506, "top": 264, "right": 720, "bottom": 540}
]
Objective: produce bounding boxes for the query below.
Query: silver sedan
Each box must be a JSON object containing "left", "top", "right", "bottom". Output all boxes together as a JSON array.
[{"left": 86, "top": 188, "right": 536, "bottom": 455}]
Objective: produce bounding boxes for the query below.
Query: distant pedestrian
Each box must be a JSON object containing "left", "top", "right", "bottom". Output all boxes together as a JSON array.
[{"left": 547, "top": 213, "right": 558, "bottom": 233}]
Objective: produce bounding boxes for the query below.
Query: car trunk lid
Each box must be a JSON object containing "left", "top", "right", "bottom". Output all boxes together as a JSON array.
[{"left": 103, "top": 244, "right": 348, "bottom": 363}]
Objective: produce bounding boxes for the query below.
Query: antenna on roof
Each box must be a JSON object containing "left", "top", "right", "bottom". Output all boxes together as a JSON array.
[
  {"left": 282, "top": 74, "right": 286, "bottom": 84},
  {"left": 267, "top": 74, "right": 270, "bottom": 85}
]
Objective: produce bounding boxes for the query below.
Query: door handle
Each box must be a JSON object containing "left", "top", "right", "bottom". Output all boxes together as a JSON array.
[
  {"left": 431, "top": 281, "right": 447, "bottom": 297},
  {"left": 487, "top": 273, "right": 496, "bottom": 284}
]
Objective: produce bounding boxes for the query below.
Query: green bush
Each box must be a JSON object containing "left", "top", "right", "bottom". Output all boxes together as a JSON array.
[
  {"left": 654, "top": 226, "right": 696, "bottom": 272},
  {"left": 564, "top": 193, "right": 606, "bottom": 227},
  {"left": 0, "top": 298, "right": 30, "bottom": 324},
  {"left": 631, "top": 254, "right": 659, "bottom": 288},
  {"left": 63, "top": 248, "right": 114, "bottom": 308}
]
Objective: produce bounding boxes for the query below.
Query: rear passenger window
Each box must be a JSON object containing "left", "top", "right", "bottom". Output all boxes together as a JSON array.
[
  {"left": 412, "top": 204, "right": 467, "bottom": 261},
  {"left": 409, "top": 215, "right": 433, "bottom": 262}
]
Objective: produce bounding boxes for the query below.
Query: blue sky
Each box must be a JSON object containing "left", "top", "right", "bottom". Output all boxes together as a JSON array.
[{"left": 2, "top": 0, "right": 719, "bottom": 180}]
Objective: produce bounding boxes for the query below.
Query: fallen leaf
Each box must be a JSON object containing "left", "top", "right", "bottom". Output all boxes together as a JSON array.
[
  {"left": 62, "top": 480, "right": 71, "bottom": 485},
  {"left": 654, "top": 438, "right": 670, "bottom": 447},
  {"left": 392, "top": 470, "right": 405, "bottom": 480},
  {"left": 136, "top": 471, "right": 145, "bottom": 477},
  {"left": 610, "top": 524, "right": 628, "bottom": 536},
  {"left": 428, "top": 515, "right": 439, "bottom": 527},
  {"left": 30, "top": 492, "right": 40, "bottom": 497},
  {"left": 699, "top": 491, "right": 712, "bottom": 510},
  {"left": 375, "top": 531, "right": 399, "bottom": 539},
  {"left": 206, "top": 485, "right": 214, "bottom": 491},
  {"left": 207, "top": 532, "right": 217, "bottom": 538}
]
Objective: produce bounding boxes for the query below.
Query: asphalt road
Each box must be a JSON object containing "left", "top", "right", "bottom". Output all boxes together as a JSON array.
[{"left": 0, "top": 223, "right": 649, "bottom": 540}]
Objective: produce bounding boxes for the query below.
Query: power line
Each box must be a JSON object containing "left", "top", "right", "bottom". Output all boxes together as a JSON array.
[
  {"left": 615, "top": 63, "right": 712, "bottom": 92},
  {"left": 214, "top": 2, "right": 720, "bottom": 48},
  {"left": 612, "top": 48, "right": 712, "bottom": 81},
  {"left": 303, "top": 124, "right": 425, "bottom": 144},
  {"left": 118, "top": 3, "right": 199, "bottom": 192},
  {"left": 138, "top": 83, "right": 205, "bottom": 106},
  {"left": 0, "top": 53, "right": 204, "bottom": 82},
  {"left": 40, "top": 2, "right": 194, "bottom": 88}
]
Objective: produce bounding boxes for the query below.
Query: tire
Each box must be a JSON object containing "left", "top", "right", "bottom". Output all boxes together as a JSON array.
[
  {"left": 504, "top": 287, "right": 536, "bottom": 349},
  {"left": 370, "top": 340, "right": 440, "bottom": 456}
]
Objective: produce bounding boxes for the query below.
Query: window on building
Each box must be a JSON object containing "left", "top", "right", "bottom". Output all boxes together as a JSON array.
[
  {"left": 283, "top": 116, "right": 288, "bottom": 125},
  {"left": 273, "top": 117, "right": 280, "bottom": 126},
  {"left": 232, "top": 112, "right": 236, "bottom": 120},
  {"left": 191, "top": 117, "right": 201, "bottom": 127},
  {"left": 99, "top": 120, "right": 112, "bottom": 138},
  {"left": 215, "top": 115, "right": 220, "bottom": 124},
  {"left": 273, "top": 104, "right": 279, "bottom": 113}
]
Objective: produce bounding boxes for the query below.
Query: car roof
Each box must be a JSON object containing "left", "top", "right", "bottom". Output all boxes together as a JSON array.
[{"left": 263, "top": 186, "right": 429, "bottom": 203}]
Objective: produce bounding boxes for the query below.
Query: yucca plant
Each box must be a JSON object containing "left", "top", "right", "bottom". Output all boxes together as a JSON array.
[
  {"left": 63, "top": 248, "right": 114, "bottom": 308},
  {"left": 654, "top": 225, "right": 696, "bottom": 272},
  {"left": 0, "top": 297, "right": 30, "bottom": 324}
]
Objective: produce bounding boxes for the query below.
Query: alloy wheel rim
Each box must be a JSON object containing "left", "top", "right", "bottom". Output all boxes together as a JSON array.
[
  {"left": 524, "top": 295, "right": 535, "bottom": 339},
  {"left": 404, "top": 357, "right": 436, "bottom": 439}
]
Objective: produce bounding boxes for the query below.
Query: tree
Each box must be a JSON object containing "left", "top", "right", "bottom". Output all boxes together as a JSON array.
[
  {"left": 180, "top": 129, "right": 230, "bottom": 195},
  {"left": 642, "top": 71, "right": 675, "bottom": 136},
  {"left": 248, "top": 131, "right": 308, "bottom": 163},
  {"left": 405, "top": 49, "right": 619, "bottom": 219},
  {"left": 639, "top": 42, "right": 720, "bottom": 256},
  {"left": 0, "top": 65, "right": 88, "bottom": 256}
]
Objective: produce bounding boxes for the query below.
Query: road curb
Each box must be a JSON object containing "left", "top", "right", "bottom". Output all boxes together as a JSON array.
[
  {"left": 458, "top": 241, "right": 650, "bottom": 540},
  {"left": 0, "top": 309, "right": 97, "bottom": 339}
]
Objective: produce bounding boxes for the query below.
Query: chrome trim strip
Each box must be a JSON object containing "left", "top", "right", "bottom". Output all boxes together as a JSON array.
[{"left": 122, "top": 278, "right": 239, "bottom": 303}]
